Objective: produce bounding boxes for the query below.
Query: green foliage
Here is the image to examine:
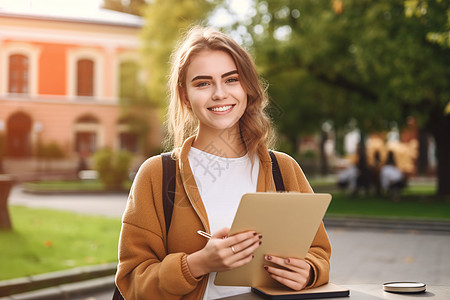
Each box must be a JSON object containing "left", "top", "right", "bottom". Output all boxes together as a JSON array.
[
  {"left": 117, "top": 112, "right": 155, "bottom": 155},
  {"left": 102, "top": 0, "right": 146, "bottom": 16},
  {"left": 36, "top": 141, "right": 65, "bottom": 159},
  {"left": 119, "top": 60, "right": 149, "bottom": 107},
  {"left": 229, "top": 0, "right": 450, "bottom": 194},
  {"left": 404, "top": 0, "right": 450, "bottom": 48},
  {"left": 238, "top": 0, "right": 449, "bottom": 128},
  {"left": 92, "top": 148, "right": 132, "bottom": 190},
  {"left": 0, "top": 206, "right": 120, "bottom": 280}
]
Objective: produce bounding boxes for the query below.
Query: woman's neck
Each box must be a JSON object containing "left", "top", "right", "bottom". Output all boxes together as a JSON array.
[{"left": 193, "top": 126, "right": 246, "bottom": 158}]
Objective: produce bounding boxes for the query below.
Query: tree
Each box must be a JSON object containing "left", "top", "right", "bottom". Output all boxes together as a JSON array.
[
  {"left": 140, "top": 0, "right": 218, "bottom": 107},
  {"left": 102, "top": 0, "right": 147, "bottom": 16},
  {"left": 101, "top": 0, "right": 156, "bottom": 155},
  {"left": 404, "top": 0, "right": 450, "bottom": 48},
  {"left": 233, "top": 0, "right": 450, "bottom": 196}
]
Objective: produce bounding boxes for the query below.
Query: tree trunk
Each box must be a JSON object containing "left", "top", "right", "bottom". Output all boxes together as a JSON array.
[
  {"left": 417, "top": 128, "right": 429, "bottom": 175},
  {"left": 429, "top": 109, "right": 450, "bottom": 197},
  {"left": 319, "top": 129, "right": 328, "bottom": 176}
]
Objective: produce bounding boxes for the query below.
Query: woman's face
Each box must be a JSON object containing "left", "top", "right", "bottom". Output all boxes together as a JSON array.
[{"left": 183, "top": 50, "right": 247, "bottom": 136}]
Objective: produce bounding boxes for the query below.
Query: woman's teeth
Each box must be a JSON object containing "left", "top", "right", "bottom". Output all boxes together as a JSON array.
[{"left": 210, "top": 105, "right": 232, "bottom": 112}]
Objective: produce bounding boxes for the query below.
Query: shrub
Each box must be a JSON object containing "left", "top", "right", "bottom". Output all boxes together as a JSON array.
[
  {"left": 93, "top": 148, "right": 132, "bottom": 190},
  {"left": 36, "top": 141, "right": 65, "bottom": 159}
]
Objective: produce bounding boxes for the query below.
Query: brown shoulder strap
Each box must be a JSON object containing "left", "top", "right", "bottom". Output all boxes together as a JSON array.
[
  {"left": 161, "top": 152, "right": 176, "bottom": 235},
  {"left": 269, "top": 150, "right": 285, "bottom": 192}
]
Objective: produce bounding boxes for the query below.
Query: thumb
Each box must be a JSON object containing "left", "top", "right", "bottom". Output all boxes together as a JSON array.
[{"left": 212, "top": 227, "right": 230, "bottom": 239}]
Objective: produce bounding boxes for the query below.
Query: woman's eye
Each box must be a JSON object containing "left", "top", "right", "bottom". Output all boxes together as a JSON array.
[
  {"left": 226, "top": 77, "right": 239, "bottom": 83},
  {"left": 195, "top": 81, "right": 209, "bottom": 87}
]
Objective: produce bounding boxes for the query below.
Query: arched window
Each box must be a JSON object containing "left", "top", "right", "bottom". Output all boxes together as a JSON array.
[
  {"left": 74, "top": 115, "right": 99, "bottom": 154},
  {"left": 8, "top": 54, "right": 29, "bottom": 94},
  {"left": 76, "top": 59, "right": 94, "bottom": 96}
]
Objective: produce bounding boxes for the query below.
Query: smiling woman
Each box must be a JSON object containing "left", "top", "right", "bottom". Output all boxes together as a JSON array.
[{"left": 114, "top": 26, "right": 331, "bottom": 300}]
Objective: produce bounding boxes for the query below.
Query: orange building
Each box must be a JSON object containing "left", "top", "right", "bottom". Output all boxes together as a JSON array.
[{"left": 0, "top": 6, "right": 161, "bottom": 175}]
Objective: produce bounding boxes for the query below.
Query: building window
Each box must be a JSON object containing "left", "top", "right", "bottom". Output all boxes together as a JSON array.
[
  {"left": 67, "top": 49, "right": 103, "bottom": 99},
  {"left": 119, "top": 132, "right": 138, "bottom": 153},
  {"left": 74, "top": 115, "right": 99, "bottom": 154},
  {"left": 1, "top": 44, "right": 39, "bottom": 97},
  {"left": 76, "top": 59, "right": 94, "bottom": 96},
  {"left": 6, "top": 111, "right": 32, "bottom": 157},
  {"left": 117, "top": 116, "right": 140, "bottom": 153},
  {"left": 75, "top": 131, "right": 97, "bottom": 153},
  {"left": 8, "top": 54, "right": 29, "bottom": 94}
]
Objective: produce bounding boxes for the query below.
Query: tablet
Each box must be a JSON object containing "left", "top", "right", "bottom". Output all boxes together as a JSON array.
[{"left": 214, "top": 192, "right": 331, "bottom": 287}]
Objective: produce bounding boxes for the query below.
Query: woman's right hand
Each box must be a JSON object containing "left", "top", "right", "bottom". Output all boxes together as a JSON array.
[{"left": 186, "top": 227, "right": 262, "bottom": 278}]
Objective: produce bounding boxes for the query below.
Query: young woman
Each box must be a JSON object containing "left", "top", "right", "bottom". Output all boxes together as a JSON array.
[{"left": 115, "top": 26, "right": 331, "bottom": 300}]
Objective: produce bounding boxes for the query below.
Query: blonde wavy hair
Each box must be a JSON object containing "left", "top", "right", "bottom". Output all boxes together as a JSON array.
[{"left": 166, "top": 26, "right": 274, "bottom": 159}]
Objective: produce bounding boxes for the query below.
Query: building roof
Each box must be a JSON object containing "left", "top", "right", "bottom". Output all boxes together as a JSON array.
[{"left": 0, "top": 4, "right": 144, "bottom": 28}]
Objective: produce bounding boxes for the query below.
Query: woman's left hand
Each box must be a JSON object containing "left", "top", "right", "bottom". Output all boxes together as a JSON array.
[{"left": 263, "top": 255, "right": 312, "bottom": 291}]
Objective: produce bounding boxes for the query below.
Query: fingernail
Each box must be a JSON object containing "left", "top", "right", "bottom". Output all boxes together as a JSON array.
[
  {"left": 285, "top": 258, "right": 290, "bottom": 264},
  {"left": 264, "top": 266, "right": 268, "bottom": 271},
  {"left": 258, "top": 234, "right": 263, "bottom": 239},
  {"left": 253, "top": 232, "right": 257, "bottom": 236},
  {"left": 252, "top": 255, "right": 255, "bottom": 259},
  {"left": 259, "top": 241, "right": 262, "bottom": 245},
  {"left": 266, "top": 255, "right": 272, "bottom": 260}
]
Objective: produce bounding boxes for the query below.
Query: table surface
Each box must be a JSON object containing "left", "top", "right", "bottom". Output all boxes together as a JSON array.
[{"left": 217, "top": 284, "right": 450, "bottom": 300}]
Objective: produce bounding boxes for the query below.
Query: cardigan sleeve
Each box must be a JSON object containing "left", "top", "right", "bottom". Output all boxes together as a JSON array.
[
  {"left": 273, "top": 151, "right": 331, "bottom": 288},
  {"left": 115, "top": 156, "right": 202, "bottom": 299}
]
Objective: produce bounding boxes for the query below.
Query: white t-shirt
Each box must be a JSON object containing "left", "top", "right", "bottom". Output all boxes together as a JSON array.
[{"left": 188, "top": 147, "right": 259, "bottom": 300}]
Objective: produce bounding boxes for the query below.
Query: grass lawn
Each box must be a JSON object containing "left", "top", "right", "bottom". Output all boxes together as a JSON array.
[
  {"left": 24, "top": 180, "right": 105, "bottom": 192},
  {"left": 326, "top": 192, "right": 450, "bottom": 220},
  {"left": 0, "top": 206, "right": 121, "bottom": 281},
  {"left": 314, "top": 181, "right": 450, "bottom": 221}
]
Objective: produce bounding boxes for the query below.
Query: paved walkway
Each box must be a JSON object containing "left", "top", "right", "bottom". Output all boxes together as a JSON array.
[
  {"left": 8, "top": 185, "right": 128, "bottom": 218},
  {"left": 4, "top": 185, "right": 450, "bottom": 299}
]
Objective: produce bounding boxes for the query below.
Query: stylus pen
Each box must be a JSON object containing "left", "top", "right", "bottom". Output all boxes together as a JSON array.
[{"left": 197, "top": 230, "right": 212, "bottom": 239}]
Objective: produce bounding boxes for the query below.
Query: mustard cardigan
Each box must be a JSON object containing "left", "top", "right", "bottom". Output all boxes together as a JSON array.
[{"left": 115, "top": 136, "right": 331, "bottom": 299}]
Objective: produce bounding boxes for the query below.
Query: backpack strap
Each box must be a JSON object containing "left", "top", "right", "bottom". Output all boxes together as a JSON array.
[
  {"left": 269, "top": 150, "right": 285, "bottom": 192},
  {"left": 161, "top": 152, "right": 176, "bottom": 235}
]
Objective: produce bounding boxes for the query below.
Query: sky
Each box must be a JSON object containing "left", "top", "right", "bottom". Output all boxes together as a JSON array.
[
  {"left": 0, "top": 0, "right": 249, "bottom": 18},
  {"left": 0, "top": 0, "right": 103, "bottom": 11},
  {"left": 0, "top": 0, "right": 252, "bottom": 44}
]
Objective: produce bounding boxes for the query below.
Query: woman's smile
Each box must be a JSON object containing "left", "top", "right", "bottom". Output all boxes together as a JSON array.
[{"left": 208, "top": 104, "right": 235, "bottom": 113}]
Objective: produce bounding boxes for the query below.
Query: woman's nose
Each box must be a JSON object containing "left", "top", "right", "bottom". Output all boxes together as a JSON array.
[{"left": 212, "top": 83, "right": 227, "bottom": 100}]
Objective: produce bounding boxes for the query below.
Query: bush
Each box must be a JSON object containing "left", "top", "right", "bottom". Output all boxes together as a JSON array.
[
  {"left": 93, "top": 148, "right": 132, "bottom": 190},
  {"left": 36, "top": 141, "right": 65, "bottom": 159}
]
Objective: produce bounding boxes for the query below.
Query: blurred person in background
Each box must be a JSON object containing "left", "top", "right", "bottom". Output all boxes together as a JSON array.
[{"left": 380, "top": 151, "right": 407, "bottom": 200}]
